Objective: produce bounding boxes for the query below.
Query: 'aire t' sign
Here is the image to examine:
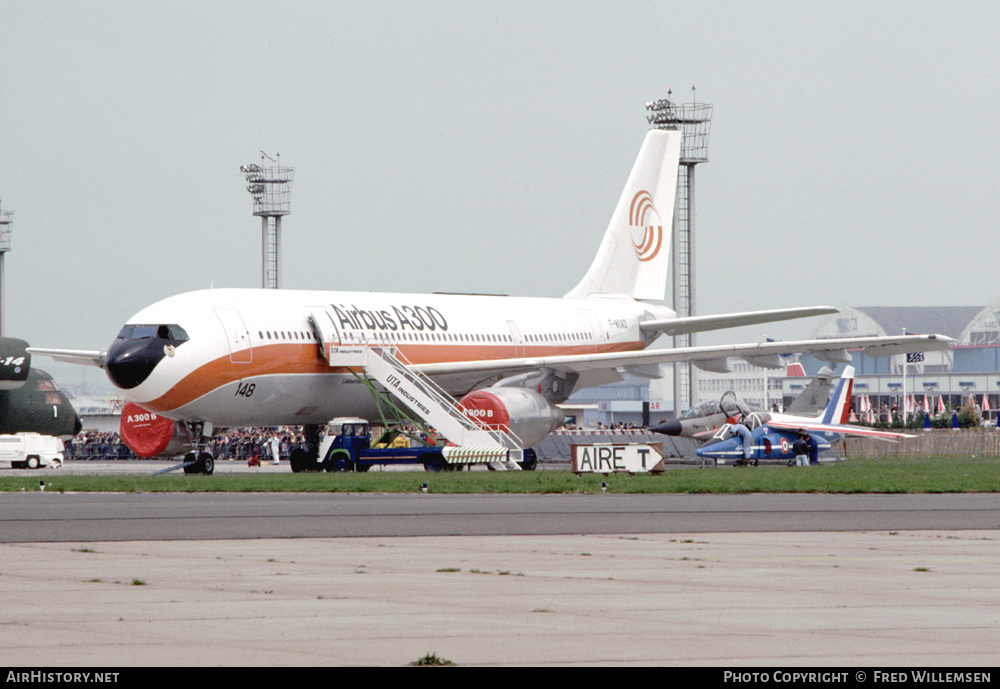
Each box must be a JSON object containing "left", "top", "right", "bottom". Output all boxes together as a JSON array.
[{"left": 571, "top": 443, "right": 664, "bottom": 474}]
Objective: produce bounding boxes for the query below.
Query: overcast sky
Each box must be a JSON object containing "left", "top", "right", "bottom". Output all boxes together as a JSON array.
[{"left": 3, "top": 1, "right": 999, "bottom": 373}]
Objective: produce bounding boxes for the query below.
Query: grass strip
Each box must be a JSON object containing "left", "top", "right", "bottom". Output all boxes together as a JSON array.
[{"left": 2, "top": 456, "right": 998, "bottom": 494}]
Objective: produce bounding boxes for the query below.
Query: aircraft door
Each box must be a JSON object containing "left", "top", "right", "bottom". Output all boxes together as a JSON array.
[
  {"left": 215, "top": 308, "right": 253, "bottom": 364},
  {"left": 309, "top": 307, "right": 369, "bottom": 364},
  {"left": 308, "top": 308, "right": 342, "bottom": 361},
  {"left": 506, "top": 321, "right": 526, "bottom": 357},
  {"left": 580, "top": 311, "right": 607, "bottom": 353}
]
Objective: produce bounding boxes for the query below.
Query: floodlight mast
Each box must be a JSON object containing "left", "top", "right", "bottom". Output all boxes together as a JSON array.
[
  {"left": 646, "top": 86, "right": 713, "bottom": 415},
  {"left": 240, "top": 152, "right": 294, "bottom": 289},
  {"left": 0, "top": 200, "right": 12, "bottom": 337}
]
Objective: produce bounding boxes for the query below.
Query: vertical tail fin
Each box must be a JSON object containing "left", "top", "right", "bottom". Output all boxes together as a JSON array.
[
  {"left": 565, "top": 129, "right": 682, "bottom": 301},
  {"left": 821, "top": 366, "right": 855, "bottom": 425},
  {"left": 786, "top": 366, "right": 835, "bottom": 416}
]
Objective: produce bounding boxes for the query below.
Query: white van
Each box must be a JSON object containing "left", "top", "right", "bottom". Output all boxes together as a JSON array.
[{"left": 0, "top": 433, "right": 64, "bottom": 469}]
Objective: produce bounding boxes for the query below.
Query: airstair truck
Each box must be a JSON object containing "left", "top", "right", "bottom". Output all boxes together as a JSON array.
[
  {"left": 0, "top": 433, "right": 64, "bottom": 469},
  {"left": 310, "top": 417, "right": 533, "bottom": 472}
]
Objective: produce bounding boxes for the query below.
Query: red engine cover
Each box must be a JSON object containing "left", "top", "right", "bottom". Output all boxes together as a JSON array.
[
  {"left": 120, "top": 402, "right": 177, "bottom": 458},
  {"left": 458, "top": 389, "right": 512, "bottom": 431},
  {"left": 457, "top": 387, "right": 563, "bottom": 448}
]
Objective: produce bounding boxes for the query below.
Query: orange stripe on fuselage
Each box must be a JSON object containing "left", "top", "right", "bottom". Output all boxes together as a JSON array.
[
  {"left": 141, "top": 343, "right": 327, "bottom": 414},
  {"left": 142, "top": 341, "right": 645, "bottom": 414}
]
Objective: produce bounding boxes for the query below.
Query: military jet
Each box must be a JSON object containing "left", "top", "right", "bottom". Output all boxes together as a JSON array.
[
  {"left": 695, "top": 365, "right": 910, "bottom": 464},
  {"left": 650, "top": 366, "right": 837, "bottom": 441},
  {"left": 0, "top": 337, "right": 81, "bottom": 439}
]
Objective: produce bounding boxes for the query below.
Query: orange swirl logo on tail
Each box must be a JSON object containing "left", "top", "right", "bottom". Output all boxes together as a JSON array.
[{"left": 629, "top": 190, "right": 663, "bottom": 262}]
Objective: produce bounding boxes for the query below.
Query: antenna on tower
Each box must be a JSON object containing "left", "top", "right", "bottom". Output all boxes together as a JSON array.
[{"left": 240, "top": 153, "right": 294, "bottom": 289}]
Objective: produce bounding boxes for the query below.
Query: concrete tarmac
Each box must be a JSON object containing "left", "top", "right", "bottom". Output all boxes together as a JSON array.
[{"left": 2, "top": 529, "right": 998, "bottom": 667}]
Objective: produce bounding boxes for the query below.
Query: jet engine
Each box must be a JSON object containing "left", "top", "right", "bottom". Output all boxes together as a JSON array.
[
  {"left": 0, "top": 337, "right": 31, "bottom": 390},
  {"left": 457, "top": 387, "right": 563, "bottom": 448},
  {"left": 119, "top": 401, "right": 192, "bottom": 458}
]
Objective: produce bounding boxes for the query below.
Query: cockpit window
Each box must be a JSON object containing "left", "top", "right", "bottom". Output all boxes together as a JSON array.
[
  {"left": 679, "top": 399, "right": 718, "bottom": 420},
  {"left": 719, "top": 391, "right": 752, "bottom": 417},
  {"left": 116, "top": 324, "right": 189, "bottom": 342}
]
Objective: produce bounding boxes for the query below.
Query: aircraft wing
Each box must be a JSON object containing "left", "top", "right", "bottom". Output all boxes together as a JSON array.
[
  {"left": 417, "top": 333, "right": 953, "bottom": 380},
  {"left": 26, "top": 348, "right": 106, "bottom": 368},
  {"left": 766, "top": 418, "right": 914, "bottom": 441},
  {"left": 639, "top": 306, "right": 839, "bottom": 337}
]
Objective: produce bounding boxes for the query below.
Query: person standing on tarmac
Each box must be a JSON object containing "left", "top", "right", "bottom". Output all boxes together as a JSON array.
[
  {"left": 270, "top": 433, "right": 281, "bottom": 465},
  {"left": 792, "top": 429, "right": 810, "bottom": 467}
]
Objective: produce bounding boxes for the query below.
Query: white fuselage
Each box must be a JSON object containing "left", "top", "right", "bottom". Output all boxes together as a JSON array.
[{"left": 112, "top": 288, "right": 672, "bottom": 427}]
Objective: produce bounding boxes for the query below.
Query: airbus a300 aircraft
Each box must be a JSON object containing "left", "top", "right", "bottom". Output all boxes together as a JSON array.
[{"left": 30, "top": 129, "right": 951, "bottom": 472}]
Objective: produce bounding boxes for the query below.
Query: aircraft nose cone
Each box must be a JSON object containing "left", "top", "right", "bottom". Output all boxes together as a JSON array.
[
  {"left": 695, "top": 439, "right": 730, "bottom": 458},
  {"left": 649, "top": 419, "right": 682, "bottom": 436},
  {"left": 105, "top": 338, "right": 167, "bottom": 390}
]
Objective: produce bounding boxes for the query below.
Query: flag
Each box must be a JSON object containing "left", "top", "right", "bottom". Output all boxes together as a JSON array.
[
  {"left": 907, "top": 351, "right": 925, "bottom": 363},
  {"left": 863, "top": 395, "right": 875, "bottom": 424},
  {"left": 983, "top": 395, "right": 992, "bottom": 412}
]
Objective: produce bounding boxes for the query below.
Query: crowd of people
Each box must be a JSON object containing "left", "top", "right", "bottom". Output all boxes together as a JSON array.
[
  {"left": 65, "top": 428, "right": 312, "bottom": 462},
  {"left": 556, "top": 421, "right": 644, "bottom": 432},
  {"left": 206, "top": 428, "right": 308, "bottom": 463},
  {"left": 65, "top": 432, "right": 135, "bottom": 460}
]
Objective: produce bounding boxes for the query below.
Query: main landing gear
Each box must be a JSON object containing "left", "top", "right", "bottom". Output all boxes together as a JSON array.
[{"left": 289, "top": 424, "right": 322, "bottom": 473}]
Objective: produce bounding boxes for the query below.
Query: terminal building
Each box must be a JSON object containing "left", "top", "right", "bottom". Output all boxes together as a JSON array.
[{"left": 566, "top": 303, "right": 1000, "bottom": 428}]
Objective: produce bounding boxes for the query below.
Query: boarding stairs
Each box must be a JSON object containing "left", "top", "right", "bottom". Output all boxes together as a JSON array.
[{"left": 309, "top": 310, "right": 523, "bottom": 470}]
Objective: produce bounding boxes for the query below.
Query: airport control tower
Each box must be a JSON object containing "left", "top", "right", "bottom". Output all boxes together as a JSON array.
[
  {"left": 0, "top": 200, "right": 12, "bottom": 336},
  {"left": 241, "top": 153, "right": 294, "bottom": 289},
  {"left": 646, "top": 87, "right": 713, "bottom": 414}
]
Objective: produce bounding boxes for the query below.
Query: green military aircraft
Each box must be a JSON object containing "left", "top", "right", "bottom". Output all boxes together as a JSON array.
[{"left": 0, "top": 337, "right": 81, "bottom": 439}]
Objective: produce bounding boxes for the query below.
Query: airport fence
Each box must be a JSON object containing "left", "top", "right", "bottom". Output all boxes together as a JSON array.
[{"left": 836, "top": 428, "right": 1000, "bottom": 459}]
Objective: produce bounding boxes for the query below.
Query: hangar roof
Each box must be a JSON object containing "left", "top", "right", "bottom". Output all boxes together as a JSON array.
[
  {"left": 851, "top": 306, "right": 982, "bottom": 340},
  {"left": 813, "top": 306, "right": 983, "bottom": 340}
]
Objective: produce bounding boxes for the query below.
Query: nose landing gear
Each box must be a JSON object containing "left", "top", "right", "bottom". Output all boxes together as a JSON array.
[{"left": 182, "top": 451, "right": 215, "bottom": 475}]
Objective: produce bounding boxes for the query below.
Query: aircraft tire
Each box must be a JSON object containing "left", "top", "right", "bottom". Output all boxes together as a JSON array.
[
  {"left": 199, "top": 452, "right": 215, "bottom": 476},
  {"left": 182, "top": 452, "right": 199, "bottom": 474},
  {"left": 422, "top": 454, "right": 446, "bottom": 472},
  {"left": 518, "top": 449, "right": 538, "bottom": 471},
  {"left": 290, "top": 448, "right": 309, "bottom": 473}
]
